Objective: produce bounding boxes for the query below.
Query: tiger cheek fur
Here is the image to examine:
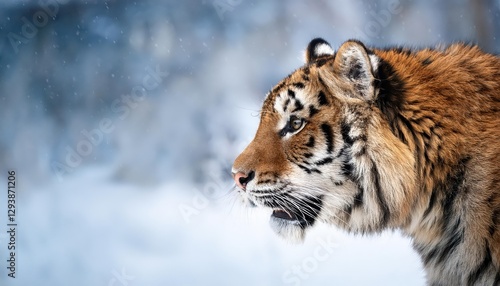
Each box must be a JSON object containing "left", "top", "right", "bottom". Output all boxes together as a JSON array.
[{"left": 232, "top": 38, "right": 500, "bottom": 284}]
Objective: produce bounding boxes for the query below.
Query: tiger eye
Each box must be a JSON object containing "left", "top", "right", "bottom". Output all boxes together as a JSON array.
[{"left": 291, "top": 117, "right": 303, "bottom": 131}]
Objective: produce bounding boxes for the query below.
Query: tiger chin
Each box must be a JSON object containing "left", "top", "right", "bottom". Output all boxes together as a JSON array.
[{"left": 232, "top": 38, "right": 500, "bottom": 284}]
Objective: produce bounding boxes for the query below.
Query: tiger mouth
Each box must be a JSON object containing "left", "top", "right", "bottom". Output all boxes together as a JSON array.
[
  {"left": 271, "top": 209, "right": 299, "bottom": 221},
  {"left": 263, "top": 194, "right": 324, "bottom": 242},
  {"left": 262, "top": 194, "right": 324, "bottom": 225}
]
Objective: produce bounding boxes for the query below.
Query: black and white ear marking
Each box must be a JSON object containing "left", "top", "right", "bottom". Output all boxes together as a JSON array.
[
  {"left": 305, "top": 38, "right": 335, "bottom": 64},
  {"left": 334, "top": 40, "right": 377, "bottom": 101}
]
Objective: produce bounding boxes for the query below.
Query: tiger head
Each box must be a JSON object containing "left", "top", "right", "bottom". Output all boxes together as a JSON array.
[{"left": 232, "top": 39, "right": 416, "bottom": 242}]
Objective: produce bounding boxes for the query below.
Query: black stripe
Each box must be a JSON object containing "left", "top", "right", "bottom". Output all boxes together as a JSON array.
[
  {"left": 467, "top": 247, "right": 493, "bottom": 285},
  {"left": 271, "top": 81, "right": 286, "bottom": 94},
  {"left": 290, "top": 153, "right": 300, "bottom": 162},
  {"left": 315, "top": 157, "right": 333, "bottom": 166},
  {"left": 394, "top": 126, "right": 408, "bottom": 145},
  {"left": 372, "top": 163, "right": 390, "bottom": 227},
  {"left": 301, "top": 159, "right": 312, "bottom": 166},
  {"left": 397, "top": 116, "right": 421, "bottom": 169},
  {"left": 413, "top": 115, "right": 436, "bottom": 126},
  {"left": 309, "top": 105, "right": 319, "bottom": 117},
  {"left": 288, "top": 89, "right": 295, "bottom": 98},
  {"left": 341, "top": 158, "right": 354, "bottom": 179},
  {"left": 353, "top": 146, "right": 366, "bottom": 157},
  {"left": 317, "top": 74, "right": 326, "bottom": 87},
  {"left": 305, "top": 136, "right": 315, "bottom": 148},
  {"left": 437, "top": 219, "right": 464, "bottom": 263},
  {"left": 422, "top": 57, "right": 432, "bottom": 66},
  {"left": 316, "top": 57, "right": 328, "bottom": 67},
  {"left": 423, "top": 247, "right": 438, "bottom": 266},
  {"left": 297, "top": 164, "right": 311, "bottom": 174},
  {"left": 442, "top": 189, "right": 460, "bottom": 232},
  {"left": 296, "top": 164, "right": 321, "bottom": 174},
  {"left": 337, "top": 145, "right": 353, "bottom": 175},
  {"left": 340, "top": 121, "right": 354, "bottom": 145},
  {"left": 317, "top": 91, "right": 329, "bottom": 106},
  {"left": 423, "top": 189, "right": 438, "bottom": 219},
  {"left": 293, "top": 82, "right": 305, "bottom": 89},
  {"left": 292, "top": 100, "right": 304, "bottom": 112},
  {"left": 320, "top": 123, "right": 334, "bottom": 153},
  {"left": 494, "top": 271, "right": 500, "bottom": 285},
  {"left": 398, "top": 116, "right": 415, "bottom": 137},
  {"left": 441, "top": 157, "right": 470, "bottom": 232}
]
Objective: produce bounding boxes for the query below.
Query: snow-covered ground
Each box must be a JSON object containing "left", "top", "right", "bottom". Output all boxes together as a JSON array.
[{"left": 1, "top": 167, "right": 424, "bottom": 286}]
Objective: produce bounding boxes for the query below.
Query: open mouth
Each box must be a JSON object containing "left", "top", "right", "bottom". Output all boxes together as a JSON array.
[
  {"left": 268, "top": 194, "right": 324, "bottom": 226},
  {"left": 271, "top": 209, "right": 298, "bottom": 221},
  {"left": 266, "top": 195, "right": 324, "bottom": 243},
  {"left": 269, "top": 207, "right": 306, "bottom": 243}
]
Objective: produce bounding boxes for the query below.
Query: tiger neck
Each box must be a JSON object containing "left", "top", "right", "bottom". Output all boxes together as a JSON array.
[{"left": 375, "top": 56, "right": 473, "bottom": 256}]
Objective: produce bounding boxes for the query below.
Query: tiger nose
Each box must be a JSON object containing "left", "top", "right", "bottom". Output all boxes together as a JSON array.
[{"left": 233, "top": 171, "right": 255, "bottom": 190}]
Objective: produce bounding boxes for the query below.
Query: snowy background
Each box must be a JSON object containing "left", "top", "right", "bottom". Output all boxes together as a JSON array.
[{"left": 0, "top": 0, "right": 499, "bottom": 285}]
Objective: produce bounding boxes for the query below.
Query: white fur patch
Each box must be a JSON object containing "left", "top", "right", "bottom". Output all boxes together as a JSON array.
[
  {"left": 315, "top": 43, "right": 335, "bottom": 57},
  {"left": 369, "top": 54, "right": 379, "bottom": 73}
]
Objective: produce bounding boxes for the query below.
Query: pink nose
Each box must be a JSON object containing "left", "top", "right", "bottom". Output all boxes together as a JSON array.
[{"left": 233, "top": 171, "right": 255, "bottom": 190}]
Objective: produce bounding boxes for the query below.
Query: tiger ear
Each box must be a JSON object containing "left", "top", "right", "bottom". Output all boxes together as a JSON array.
[
  {"left": 305, "top": 38, "right": 335, "bottom": 64},
  {"left": 333, "top": 40, "right": 377, "bottom": 101}
]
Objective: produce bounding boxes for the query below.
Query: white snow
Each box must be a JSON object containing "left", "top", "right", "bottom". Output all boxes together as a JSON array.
[{"left": 1, "top": 167, "right": 425, "bottom": 286}]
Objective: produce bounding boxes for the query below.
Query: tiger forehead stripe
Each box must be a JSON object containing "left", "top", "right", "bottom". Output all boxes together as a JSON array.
[
  {"left": 272, "top": 84, "right": 312, "bottom": 115},
  {"left": 292, "top": 100, "right": 304, "bottom": 112},
  {"left": 293, "top": 82, "right": 305, "bottom": 89}
]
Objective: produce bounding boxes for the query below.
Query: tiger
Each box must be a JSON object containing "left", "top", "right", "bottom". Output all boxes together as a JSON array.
[{"left": 231, "top": 38, "right": 500, "bottom": 285}]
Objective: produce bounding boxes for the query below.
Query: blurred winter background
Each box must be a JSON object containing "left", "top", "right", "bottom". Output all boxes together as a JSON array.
[{"left": 0, "top": 0, "right": 499, "bottom": 285}]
